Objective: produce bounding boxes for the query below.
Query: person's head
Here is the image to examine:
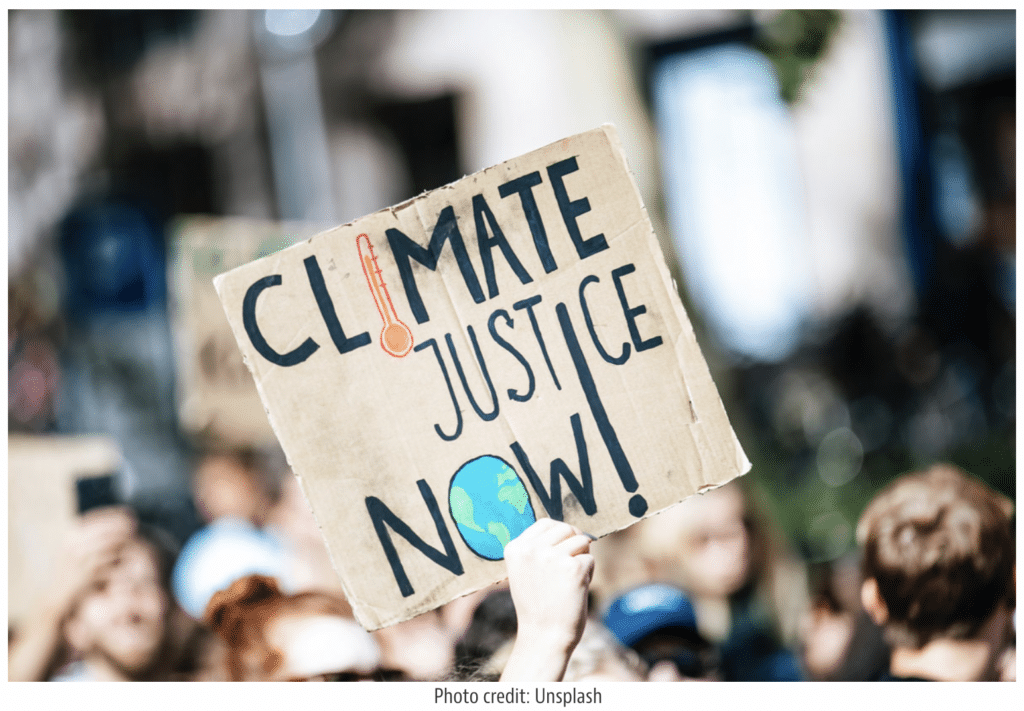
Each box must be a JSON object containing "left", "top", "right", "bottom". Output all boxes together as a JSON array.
[
  {"left": 856, "top": 464, "right": 1014, "bottom": 653},
  {"left": 637, "top": 480, "right": 809, "bottom": 648},
  {"left": 191, "top": 446, "right": 280, "bottom": 526},
  {"left": 799, "top": 556, "right": 890, "bottom": 681},
  {"left": 63, "top": 526, "right": 176, "bottom": 680},
  {"left": 603, "top": 583, "right": 720, "bottom": 681},
  {"left": 204, "top": 574, "right": 380, "bottom": 681},
  {"left": 452, "top": 596, "right": 645, "bottom": 682},
  {"left": 638, "top": 482, "right": 754, "bottom": 600}
]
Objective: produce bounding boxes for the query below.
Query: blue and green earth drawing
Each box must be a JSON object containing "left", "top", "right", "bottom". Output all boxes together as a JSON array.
[{"left": 448, "top": 455, "right": 537, "bottom": 560}]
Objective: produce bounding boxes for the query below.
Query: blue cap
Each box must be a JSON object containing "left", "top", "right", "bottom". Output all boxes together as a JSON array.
[
  {"left": 172, "top": 518, "right": 288, "bottom": 619},
  {"left": 603, "top": 583, "right": 700, "bottom": 648}
]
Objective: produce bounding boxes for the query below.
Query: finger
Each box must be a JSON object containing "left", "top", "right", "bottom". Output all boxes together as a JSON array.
[
  {"left": 79, "top": 546, "right": 121, "bottom": 578},
  {"left": 535, "top": 520, "right": 579, "bottom": 547},
  {"left": 509, "top": 518, "right": 567, "bottom": 550},
  {"left": 555, "top": 533, "right": 593, "bottom": 557},
  {"left": 576, "top": 554, "right": 595, "bottom": 585},
  {"left": 72, "top": 528, "right": 131, "bottom": 565},
  {"left": 523, "top": 517, "right": 562, "bottom": 539},
  {"left": 82, "top": 517, "right": 134, "bottom": 553},
  {"left": 76, "top": 510, "right": 135, "bottom": 547},
  {"left": 80, "top": 505, "right": 135, "bottom": 527},
  {"left": 83, "top": 523, "right": 132, "bottom": 549},
  {"left": 506, "top": 519, "right": 546, "bottom": 551}
]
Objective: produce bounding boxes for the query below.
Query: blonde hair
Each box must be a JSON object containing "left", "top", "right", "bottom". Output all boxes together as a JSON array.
[{"left": 636, "top": 480, "right": 808, "bottom": 645}]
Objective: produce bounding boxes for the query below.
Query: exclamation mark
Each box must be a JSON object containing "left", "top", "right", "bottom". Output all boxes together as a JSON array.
[{"left": 555, "top": 301, "right": 648, "bottom": 518}]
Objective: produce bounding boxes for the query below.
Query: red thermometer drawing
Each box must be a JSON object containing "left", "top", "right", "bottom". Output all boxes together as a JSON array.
[{"left": 357, "top": 233, "right": 414, "bottom": 358}]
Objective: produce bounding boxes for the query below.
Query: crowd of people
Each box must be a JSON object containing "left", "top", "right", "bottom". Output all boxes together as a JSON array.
[{"left": 7, "top": 445, "right": 1016, "bottom": 683}]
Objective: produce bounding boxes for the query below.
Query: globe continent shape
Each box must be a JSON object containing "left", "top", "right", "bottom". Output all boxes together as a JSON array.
[{"left": 449, "top": 455, "right": 536, "bottom": 560}]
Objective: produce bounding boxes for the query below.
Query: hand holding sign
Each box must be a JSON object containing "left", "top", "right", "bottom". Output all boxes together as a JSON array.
[{"left": 500, "top": 518, "right": 594, "bottom": 682}]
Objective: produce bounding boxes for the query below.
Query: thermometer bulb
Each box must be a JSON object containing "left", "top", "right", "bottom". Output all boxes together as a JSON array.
[{"left": 357, "top": 234, "right": 414, "bottom": 358}]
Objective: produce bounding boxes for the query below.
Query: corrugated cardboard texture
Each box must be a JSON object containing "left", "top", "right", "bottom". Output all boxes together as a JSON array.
[{"left": 214, "top": 125, "right": 750, "bottom": 629}]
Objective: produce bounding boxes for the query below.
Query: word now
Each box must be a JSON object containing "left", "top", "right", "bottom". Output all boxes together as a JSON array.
[{"left": 366, "top": 294, "right": 660, "bottom": 598}]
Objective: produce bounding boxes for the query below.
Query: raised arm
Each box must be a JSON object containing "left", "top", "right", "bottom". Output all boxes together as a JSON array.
[
  {"left": 499, "top": 518, "right": 594, "bottom": 682},
  {"left": 8, "top": 507, "right": 135, "bottom": 681}
]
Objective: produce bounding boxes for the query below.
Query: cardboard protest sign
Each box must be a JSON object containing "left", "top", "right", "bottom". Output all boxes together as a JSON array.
[
  {"left": 214, "top": 125, "right": 750, "bottom": 629},
  {"left": 8, "top": 435, "right": 123, "bottom": 626},
  {"left": 169, "top": 217, "right": 320, "bottom": 444}
]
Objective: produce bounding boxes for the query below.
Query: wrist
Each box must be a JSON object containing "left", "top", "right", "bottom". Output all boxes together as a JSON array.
[
  {"left": 501, "top": 630, "right": 574, "bottom": 683},
  {"left": 518, "top": 622, "right": 578, "bottom": 655}
]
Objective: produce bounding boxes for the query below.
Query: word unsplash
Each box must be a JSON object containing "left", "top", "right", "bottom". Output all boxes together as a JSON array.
[{"left": 435, "top": 686, "right": 603, "bottom": 705}]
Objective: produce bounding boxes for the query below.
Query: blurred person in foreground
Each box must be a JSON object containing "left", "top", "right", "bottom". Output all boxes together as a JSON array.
[
  {"left": 634, "top": 480, "right": 807, "bottom": 680},
  {"left": 448, "top": 518, "right": 608, "bottom": 682},
  {"left": 8, "top": 507, "right": 191, "bottom": 681},
  {"left": 203, "top": 574, "right": 383, "bottom": 681},
  {"left": 604, "top": 583, "right": 721, "bottom": 681},
  {"left": 799, "top": 555, "right": 889, "bottom": 681},
  {"left": 269, "top": 469, "right": 456, "bottom": 680},
  {"left": 172, "top": 445, "right": 289, "bottom": 620},
  {"left": 180, "top": 446, "right": 456, "bottom": 680},
  {"left": 857, "top": 463, "right": 1015, "bottom": 681},
  {"left": 204, "top": 517, "right": 599, "bottom": 682},
  {"left": 456, "top": 588, "right": 644, "bottom": 682}
]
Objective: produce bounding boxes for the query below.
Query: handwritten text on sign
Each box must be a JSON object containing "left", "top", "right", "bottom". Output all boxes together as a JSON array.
[{"left": 214, "top": 126, "right": 749, "bottom": 629}]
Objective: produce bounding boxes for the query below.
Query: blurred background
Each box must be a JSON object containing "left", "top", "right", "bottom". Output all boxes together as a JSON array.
[{"left": 8, "top": 8, "right": 1015, "bottom": 597}]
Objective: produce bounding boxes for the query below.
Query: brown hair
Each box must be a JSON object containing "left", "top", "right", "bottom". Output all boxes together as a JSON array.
[
  {"left": 203, "top": 574, "right": 352, "bottom": 681},
  {"left": 856, "top": 463, "right": 1013, "bottom": 648}
]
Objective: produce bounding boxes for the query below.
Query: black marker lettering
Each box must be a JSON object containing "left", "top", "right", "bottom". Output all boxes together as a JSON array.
[
  {"left": 473, "top": 193, "right": 533, "bottom": 298},
  {"left": 513, "top": 295, "right": 561, "bottom": 390},
  {"left": 446, "top": 327, "right": 499, "bottom": 422},
  {"left": 414, "top": 339, "right": 463, "bottom": 442},
  {"left": 488, "top": 309, "right": 536, "bottom": 403},
  {"left": 579, "top": 274, "right": 630, "bottom": 365},
  {"left": 498, "top": 171, "right": 557, "bottom": 273},
  {"left": 386, "top": 206, "right": 484, "bottom": 325},
  {"left": 304, "top": 255, "right": 372, "bottom": 354},
  {"left": 365, "top": 479, "right": 464, "bottom": 597},
  {"left": 547, "top": 156, "right": 608, "bottom": 260},
  {"left": 242, "top": 275, "right": 319, "bottom": 366},
  {"left": 611, "top": 264, "right": 664, "bottom": 353},
  {"left": 556, "top": 302, "right": 647, "bottom": 518},
  {"left": 510, "top": 413, "right": 596, "bottom": 521}
]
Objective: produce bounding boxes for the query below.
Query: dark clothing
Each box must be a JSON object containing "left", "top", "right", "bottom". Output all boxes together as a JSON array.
[
  {"left": 720, "top": 619, "right": 802, "bottom": 681},
  {"left": 719, "top": 585, "right": 803, "bottom": 682},
  {"left": 876, "top": 671, "right": 934, "bottom": 681}
]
